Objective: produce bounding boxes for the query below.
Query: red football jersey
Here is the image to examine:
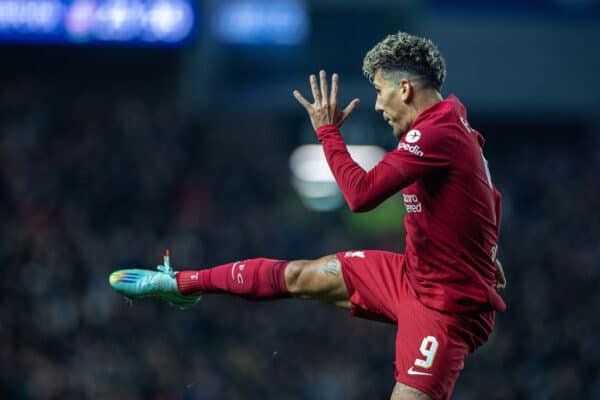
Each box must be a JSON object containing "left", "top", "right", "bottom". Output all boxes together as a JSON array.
[{"left": 316, "top": 95, "right": 505, "bottom": 313}]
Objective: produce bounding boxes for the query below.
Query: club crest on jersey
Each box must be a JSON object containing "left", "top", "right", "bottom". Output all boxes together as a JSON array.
[
  {"left": 404, "top": 129, "right": 421, "bottom": 143},
  {"left": 344, "top": 251, "right": 366, "bottom": 259}
]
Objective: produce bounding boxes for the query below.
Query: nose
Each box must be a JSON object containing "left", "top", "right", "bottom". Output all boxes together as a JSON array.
[{"left": 375, "top": 96, "right": 383, "bottom": 112}]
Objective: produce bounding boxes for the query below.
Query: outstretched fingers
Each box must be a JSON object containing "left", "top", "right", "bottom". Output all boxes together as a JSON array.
[
  {"left": 293, "top": 90, "right": 311, "bottom": 109},
  {"left": 310, "top": 74, "right": 320, "bottom": 104},
  {"left": 330, "top": 73, "right": 339, "bottom": 111},
  {"left": 340, "top": 98, "right": 360, "bottom": 124},
  {"left": 319, "top": 70, "right": 329, "bottom": 107},
  {"left": 293, "top": 71, "right": 358, "bottom": 129}
]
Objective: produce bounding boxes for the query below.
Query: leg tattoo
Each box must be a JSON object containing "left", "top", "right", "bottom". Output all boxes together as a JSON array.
[{"left": 321, "top": 258, "right": 341, "bottom": 276}]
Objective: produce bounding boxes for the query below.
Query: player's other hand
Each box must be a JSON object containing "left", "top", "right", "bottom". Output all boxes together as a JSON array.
[
  {"left": 494, "top": 258, "right": 507, "bottom": 291},
  {"left": 293, "top": 70, "right": 360, "bottom": 131}
]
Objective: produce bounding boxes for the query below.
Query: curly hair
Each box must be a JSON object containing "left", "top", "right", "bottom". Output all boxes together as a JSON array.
[{"left": 363, "top": 32, "right": 446, "bottom": 91}]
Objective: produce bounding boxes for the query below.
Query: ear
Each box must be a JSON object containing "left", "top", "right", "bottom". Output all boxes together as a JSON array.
[{"left": 399, "top": 79, "right": 413, "bottom": 103}]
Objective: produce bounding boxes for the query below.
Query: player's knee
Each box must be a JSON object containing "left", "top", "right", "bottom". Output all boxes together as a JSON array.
[
  {"left": 284, "top": 260, "right": 312, "bottom": 296},
  {"left": 390, "top": 383, "right": 432, "bottom": 400},
  {"left": 285, "top": 256, "right": 345, "bottom": 301}
]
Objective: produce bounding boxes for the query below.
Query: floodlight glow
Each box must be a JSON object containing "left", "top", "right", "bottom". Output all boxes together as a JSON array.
[
  {"left": 213, "top": 0, "right": 309, "bottom": 45},
  {"left": 0, "top": 0, "right": 195, "bottom": 45},
  {"left": 146, "top": 0, "right": 194, "bottom": 41},
  {"left": 65, "top": 0, "right": 95, "bottom": 37},
  {"left": 0, "top": 0, "right": 63, "bottom": 32},
  {"left": 94, "top": 0, "right": 142, "bottom": 40}
]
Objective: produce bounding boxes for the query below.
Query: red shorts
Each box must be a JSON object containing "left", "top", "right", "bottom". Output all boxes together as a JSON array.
[{"left": 337, "top": 250, "right": 495, "bottom": 400}]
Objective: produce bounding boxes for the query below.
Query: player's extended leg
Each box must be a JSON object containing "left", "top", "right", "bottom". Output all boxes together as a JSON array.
[{"left": 109, "top": 251, "right": 350, "bottom": 309}]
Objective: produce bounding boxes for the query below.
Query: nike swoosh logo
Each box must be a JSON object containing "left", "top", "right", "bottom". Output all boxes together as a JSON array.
[{"left": 407, "top": 367, "right": 433, "bottom": 376}]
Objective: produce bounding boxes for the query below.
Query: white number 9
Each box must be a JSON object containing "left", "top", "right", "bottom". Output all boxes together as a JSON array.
[{"left": 414, "top": 336, "right": 439, "bottom": 369}]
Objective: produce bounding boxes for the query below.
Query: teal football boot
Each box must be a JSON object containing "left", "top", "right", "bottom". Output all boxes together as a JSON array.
[{"left": 109, "top": 250, "right": 200, "bottom": 310}]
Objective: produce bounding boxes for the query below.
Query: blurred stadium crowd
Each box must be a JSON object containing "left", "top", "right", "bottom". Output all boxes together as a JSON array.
[{"left": 1, "top": 71, "right": 599, "bottom": 400}]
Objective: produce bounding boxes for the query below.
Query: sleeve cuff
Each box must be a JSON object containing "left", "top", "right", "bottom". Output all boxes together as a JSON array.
[{"left": 316, "top": 124, "right": 341, "bottom": 140}]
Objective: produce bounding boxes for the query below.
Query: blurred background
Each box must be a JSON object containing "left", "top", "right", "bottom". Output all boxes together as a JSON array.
[{"left": 1, "top": 0, "right": 599, "bottom": 399}]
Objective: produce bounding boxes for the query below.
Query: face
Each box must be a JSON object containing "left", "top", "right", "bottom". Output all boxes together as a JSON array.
[{"left": 373, "top": 70, "right": 413, "bottom": 139}]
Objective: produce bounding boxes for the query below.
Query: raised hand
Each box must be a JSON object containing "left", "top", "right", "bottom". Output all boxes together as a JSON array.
[{"left": 293, "top": 70, "right": 360, "bottom": 131}]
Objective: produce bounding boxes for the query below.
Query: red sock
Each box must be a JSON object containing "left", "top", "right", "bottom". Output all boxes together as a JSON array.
[{"left": 176, "top": 258, "right": 290, "bottom": 300}]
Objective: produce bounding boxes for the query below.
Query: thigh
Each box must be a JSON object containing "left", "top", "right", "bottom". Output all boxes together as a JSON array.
[{"left": 337, "top": 250, "right": 405, "bottom": 323}]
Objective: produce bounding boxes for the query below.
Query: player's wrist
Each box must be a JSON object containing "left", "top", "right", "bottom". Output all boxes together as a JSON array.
[{"left": 316, "top": 124, "right": 340, "bottom": 140}]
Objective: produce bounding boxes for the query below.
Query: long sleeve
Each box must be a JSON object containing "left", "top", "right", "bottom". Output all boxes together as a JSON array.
[{"left": 316, "top": 125, "right": 418, "bottom": 212}]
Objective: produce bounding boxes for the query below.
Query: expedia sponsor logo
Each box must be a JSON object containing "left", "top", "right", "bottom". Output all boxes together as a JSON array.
[{"left": 397, "top": 142, "right": 424, "bottom": 157}]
